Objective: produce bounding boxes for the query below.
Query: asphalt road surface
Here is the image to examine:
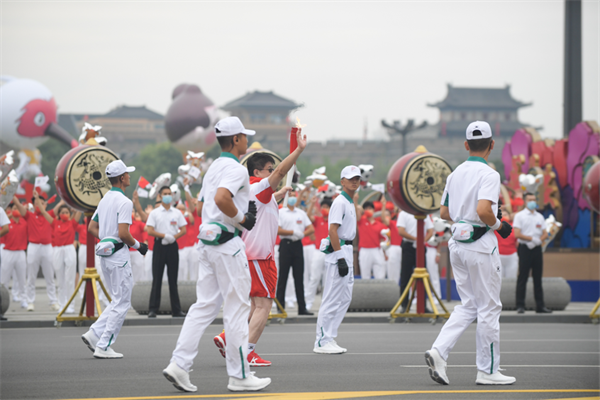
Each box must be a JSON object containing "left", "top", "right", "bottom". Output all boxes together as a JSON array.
[{"left": 1, "top": 322, "right": 598, "bottom": 400}]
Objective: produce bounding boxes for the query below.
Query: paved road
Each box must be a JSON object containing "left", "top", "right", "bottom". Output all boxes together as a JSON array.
[{"left": 1, "top": 323, "right": 598, "bottom": 400}]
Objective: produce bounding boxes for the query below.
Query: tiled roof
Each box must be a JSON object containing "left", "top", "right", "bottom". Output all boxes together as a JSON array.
[
  {"left": 222, "top": 91, "right": 300, "bottom": 111},
  {"left": 429, "top": 84, "right": 531, "bottom": 109},
  {"left": 103, "top": 105, "right": 163, "bottom": 120}
]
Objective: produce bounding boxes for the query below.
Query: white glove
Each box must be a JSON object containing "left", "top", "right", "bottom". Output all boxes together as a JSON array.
[
  {"left": 532, "top": 237, "right": 542, "bottom": 247},
  {"left": 292, "top": 230, "right": 304, "bottom": 241},
  {"left": 412, "top": 241, "right": 417, "bottom": 249},
  {"left": 525, "top": 240, "right": 536, "bottom": 250},
  {"left": 162, "top": 234, "right": 175, "bottom": 245}
]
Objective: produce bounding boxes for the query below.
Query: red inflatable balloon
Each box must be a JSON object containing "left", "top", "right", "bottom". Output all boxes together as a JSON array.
[{"left": 583, "top": 160, "right": 600, "bottom": 213}]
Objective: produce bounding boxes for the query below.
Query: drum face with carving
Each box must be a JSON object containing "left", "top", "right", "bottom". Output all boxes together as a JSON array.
[
  {"left": 386, "top": 152, "right": 452, "bottom": 216},
  {"left": 240, "top": 149, "right": 284, "bottom": 191},
  {"left": 583, "top": 160, "right": 600, "bottom": 213},
  {"left": 55, "top": 145, "right": 119, "bottom": 212}
]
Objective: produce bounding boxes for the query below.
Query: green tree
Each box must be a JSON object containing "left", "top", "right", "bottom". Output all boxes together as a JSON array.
[{"left": 38, "top": 138, "right": 76, "bottom": 198}]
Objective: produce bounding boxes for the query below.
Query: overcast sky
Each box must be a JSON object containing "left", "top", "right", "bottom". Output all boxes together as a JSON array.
[{"left": 2, "top": 1, "right": 598, "bottom": 142}]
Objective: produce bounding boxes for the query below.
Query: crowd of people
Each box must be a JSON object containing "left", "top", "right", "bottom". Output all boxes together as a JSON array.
[{"left": 0, "top": 116, "right": 553, "bottom": 392}]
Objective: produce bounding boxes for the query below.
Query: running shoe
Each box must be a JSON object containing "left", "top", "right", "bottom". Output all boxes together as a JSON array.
[
  {"left": 214, "top": 331, "right": 226, "bottom": 358},
  {"left": 248, "top": 350, "right": 271, "bottom": 367}
]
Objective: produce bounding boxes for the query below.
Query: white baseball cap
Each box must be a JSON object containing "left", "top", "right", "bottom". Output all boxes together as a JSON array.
[
  {"left": 466, "top": 121, "right": 492, "bottom": 140},
  {"left": 215, "top": 116, "right": 256, "bottom": 137},
  {"left": 105, "top": 160, "right": 135, "bottom": 177},
  {"left": 341, "top": 165, "right": 361, "bottom": 180}
]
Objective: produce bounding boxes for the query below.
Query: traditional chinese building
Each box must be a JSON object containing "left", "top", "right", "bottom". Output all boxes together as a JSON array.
[
  {"left": 428, "top": 84, "right": 532, "bottom": 138},
  {"left": 221, "top": 90, "right": 301, "bottom": 154}
]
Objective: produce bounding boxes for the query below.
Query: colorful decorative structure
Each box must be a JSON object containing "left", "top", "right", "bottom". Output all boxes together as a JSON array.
[{"left": 502, "top": 121, "right": 600, "bottom": 248}]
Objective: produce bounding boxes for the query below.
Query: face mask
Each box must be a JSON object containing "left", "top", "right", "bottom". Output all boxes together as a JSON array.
[
  {"left": 60, "top": 214, "right": 70, "bottom": 221},
  {"left": 12, "top": 210, "right": 21, "bottom": 218},
  {"left": 526, "top": 201, "right": 537, "bottom": 210},
  {"left": 162, "top": 195, "right": 173, "bottom": 205},
  {"left": 288, "top": 197, "right": 297, "bottom": 206},
  {"left": 364, "top": 209, "right": 374, "bottom": 218},
  {"left": 321, "top": 208, "right": 329, "bottom": 217}
]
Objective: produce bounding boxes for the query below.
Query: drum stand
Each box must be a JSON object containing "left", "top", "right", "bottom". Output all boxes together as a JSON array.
[
  {"left": 56, "top": 216, "right": 111, "bottom": 327},
  {"left": 267, "top": 298, "right": 288, "bottom": 325},
  {"left": 389, "top": 216, "right": 450, "bottom": 324},
  {"left": 590, "top": 298, "right": 600, "bottom": 324}
]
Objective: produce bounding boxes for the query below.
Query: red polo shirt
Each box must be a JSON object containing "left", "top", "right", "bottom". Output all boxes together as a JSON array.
[
  {"left": 52, "top": 217, "right": 78, "bottom": 247},
  {"left": 389, "top": 218, "right": 402, "bottom": 246},
  {"left": 129, "top": 219, "right": 146, "bottom": 251},
  {"left": 495, "top": 220, "right": 517, "bottom": 255},
  {"left": 313, "top": 216, "right": 329, "bottom": 245},
  {"left": 358, "top": 216, "right": 387, "bottom": 249},
  {"left": 177, "top": 216, "right": 192, "bottom": 249},
  {"left": 23, "top": 210, "right": 54, "bottom": 245},
  {"left": 4, "top": 217, "right": 28, "bottom": 251}
]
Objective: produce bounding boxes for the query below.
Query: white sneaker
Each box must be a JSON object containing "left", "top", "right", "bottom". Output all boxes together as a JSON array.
[
  {"left": 476, "top": 371, "right": 516, "bottom": 385},
  {"left": 313, "top": 341, "right": 345, "bottom": 354},
  {"left": 425, "top": 348, "right": 449, "bottom": 385},
  {"left": 331, "top": 340, "right": 347, "bottom": 353},
  {"left": 50, "top": 303, "right": 60, "bottom": 311},
  {"left": 27, "top": 303, "right": 34, "bottom": 312},
  {"left": 20, "top": 300, "right": 28, "bottom": 309},
  {"left": 81, "top": 330, "right": 99, "bottom": 352},
  {"left": 227, "top": 373, "right": 271, "bottom": 391},
  {"left": 93, "top": 347, "right": 123, "bottom": 359},
  {"left": 163, "top": 362, "right": 197, "bottom": 392}
]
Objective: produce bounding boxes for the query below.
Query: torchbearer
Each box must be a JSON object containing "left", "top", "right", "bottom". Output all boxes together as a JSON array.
[
  {"left": 425, "top": 121, "right": 515, "bottom": 385},
  {"left": 163, "top": 116, "right": 270, "bottom": 393},
  {"left": 314, "top": 165, "right": 360, "bottom": 354}
]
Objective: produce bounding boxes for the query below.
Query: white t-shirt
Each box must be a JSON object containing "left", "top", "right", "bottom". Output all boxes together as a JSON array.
[
  {"left": 146, "top": 205, "right": 187, "bottom": 236},
  {"left": 243, "top": 177, "right": 278, "bottom": 260},
  {"left": 328, "top": 191, "right": 356, "bottom": 242},
  {"left": 396, "top": 211, "right": 434, "bottom": 243},
  {"left": 199, "top": 153, "right": 250, "bottom": 233},
  {"left": 0, "top": 207, "right": 9, "bottom": 228},
  {"left": 279, "top": 207, "right": 312, "bottom": 241},
  {"left": 91, "top": 188, "right": 133, "bottom": 258},
  {"left": 442, "top": 156, "right": 501, "bottom": 254},
  {"left": 513, "top": 209, "right": 547, "bottom": 244}
]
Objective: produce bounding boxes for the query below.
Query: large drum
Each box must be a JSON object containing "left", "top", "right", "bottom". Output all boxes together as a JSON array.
[
  {"left": 240, "top": 146, "right": 284, "bottom": 191},
  {"left": 583, "top": 159, "right": 600, "bottom": 213},
  {"left": 386, "top": 149, "right": 452, "bottom": 216},
  {"left": 55, "top": 145, "right": 119, "bottom": 213}
]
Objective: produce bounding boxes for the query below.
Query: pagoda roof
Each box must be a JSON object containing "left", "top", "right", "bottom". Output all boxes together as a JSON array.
[
  {"left": 222, "top": 90, "right": 300, "bottom": 111},
  {"left": 102, "top": 105, "right": 164, "bottom": 120},
  {"left": 428, "top": 84, "right": 531, "bottom": 110}
]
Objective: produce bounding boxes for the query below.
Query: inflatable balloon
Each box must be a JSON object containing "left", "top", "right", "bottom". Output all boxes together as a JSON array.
[
  {"left": 177, "top": 150, "right": 209, "bottom": 186},
  {"left": 519, "top": 173, "right": 544, "bottom": 195},
  {"left": 164, "top": 83, "right": 218, "bottom": 153},
  {"left": 0, "top": 76, "right": 78, "bottom": 150},
  {"left": 149, "top": 173, "right": 171, "bottom": 199},
  {"left": 359, "top": 164, "right": 374, "bottom": 189}
]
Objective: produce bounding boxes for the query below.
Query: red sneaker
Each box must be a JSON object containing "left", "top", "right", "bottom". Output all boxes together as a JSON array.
[
  {"left": 247, "top": 350, "right": 271, "bottom": 367},
  {"left": 213, "top": 331, "right": 226, "bottom": 358}
]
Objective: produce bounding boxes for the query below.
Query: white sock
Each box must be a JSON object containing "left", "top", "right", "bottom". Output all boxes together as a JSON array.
[{"left": 248, "top": 343, "right": 256, "bottom": 352}]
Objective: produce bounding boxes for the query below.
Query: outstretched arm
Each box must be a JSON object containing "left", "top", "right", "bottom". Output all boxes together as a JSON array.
[{"left": 267, "top": 128, "right": 307, "bottom": 190}]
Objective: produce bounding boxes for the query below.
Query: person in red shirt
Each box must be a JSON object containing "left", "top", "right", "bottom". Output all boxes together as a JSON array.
[
  {"left": 305, "top": 197, "right": 331, "bottom": 310},
  {"left": 1, "top": 203, "right": 28, "bottom": 308},
  {"left": 12, "top": 192, "right": 59, "bottom": 311},
  {"left": 357, "top": 200, "right": 389, "bottom": 279},
  {"left": 52, "top": 201, "right": 81, "bottom": 313},
  {"left": 386, "top": 205, "right": 403, "bottom": 285},
  {"left": 495, "top": 215, "right": 518, "bottom": 279},
  {"left": 129, "top": 211, "right": 147, "bottom": 283}
]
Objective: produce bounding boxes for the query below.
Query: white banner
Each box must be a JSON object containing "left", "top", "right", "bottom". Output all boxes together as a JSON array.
[
  {"left": 188, "top": 166, "right": 201, "bottom": 179},
  {"left": 137, "top": 188, "right": 149, "bottom": 198},
  {"left": 371, "top": 183, "right": 385, "bottom": 193},
  {"left": 34, "top": 175, "right": 49, "bottom": 188}
]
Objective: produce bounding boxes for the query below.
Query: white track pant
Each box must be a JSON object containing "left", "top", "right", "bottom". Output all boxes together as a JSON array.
[
  {"left": 130, "top": 251, "right": 145, "bottom": 283},
  {"left": 178, "top": 246, "right": 192, "bottom": 281},
  {"left": 358, "top": 247, "right": 385, "bottom": 279},
  {"left": 1, "top": 249, "right": 26, "bottom": 302},
  {"left": 303, "top": 244, "right": 315, "bottom": 292},
  {"left": 171, "top": 242, "right": 251, "bottom": 379},
  {"left": 53, "top": 245, "right": 77, "bottom": 308},
  {"left": 315, "top": 245, "right": 354, "bottom": 348},
  {"left": 188, "top": 244, "right": 200, "bottom": 282},
  {"left": 499, "top": 253, "right": 518, "bottom": 279},
  {"left": 386, "top": 245, "right": 402, "bottom": 284},
  {"left": 91, "top": 250, "right": 133, "bottom": 350},
  {"left": 431, "top": 242, "right": 502, "bottom": 374},
  {"left": 26, "top": 243, "right": 57, "bottom": 305},
  {"left": 305, "top": 249, "right": 325, "bottom": 309},
  {"left": 78, "top": 245, "right": 109, "bottom": 307},
  {"left": 426, "top": 246, "right": 441, "bottom": 303},
  {"left": 144, "top": 250, "right": 153, "bottom": 280}
]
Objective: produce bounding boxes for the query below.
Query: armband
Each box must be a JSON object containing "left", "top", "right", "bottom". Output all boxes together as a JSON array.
[
  {"left": 490, "top": 218, "right": 501, "bottom": 231},
  {"left": 233, "top": 209, "right": 244, "bottom": 223},
  {"left": 132, "top": 240, "right": 140, "bottom": 250}
]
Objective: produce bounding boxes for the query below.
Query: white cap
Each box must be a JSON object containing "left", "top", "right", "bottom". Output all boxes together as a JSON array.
[
  {"left": 341, "top": 165, "right": 361, "bottom": 180},
  {"left": 466, "top": 121, "right": 492, "bottom": 140},
  {"left": 105, "top": 160, "right": 135, "bottom": 177},
  {"left": 215, "top": 116, "right": 256, "bottom": 137}
]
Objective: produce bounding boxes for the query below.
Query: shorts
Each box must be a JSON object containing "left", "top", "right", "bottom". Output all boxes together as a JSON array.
[{"left": 249, "top": 258, "right": 277, "bottom": 298}]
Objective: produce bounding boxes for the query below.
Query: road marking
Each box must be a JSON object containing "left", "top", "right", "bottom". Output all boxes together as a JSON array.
[
  {"left": 259, "top": 351, "right": 599, "bottom": 356},
  {"left": 401, "top": 365, "right": 599, "bottom": 368},
  {"left": 64, "top": 389, "right": 600, "bottom": 400}
]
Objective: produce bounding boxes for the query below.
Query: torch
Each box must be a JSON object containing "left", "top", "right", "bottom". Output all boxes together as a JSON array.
[{"left": 282, "top": 119, "right": 303, "bottom": 205}]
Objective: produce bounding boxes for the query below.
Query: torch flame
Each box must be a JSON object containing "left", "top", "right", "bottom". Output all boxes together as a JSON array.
[{"left": 295, "top": 118, "right": 307, "bottom": 129}]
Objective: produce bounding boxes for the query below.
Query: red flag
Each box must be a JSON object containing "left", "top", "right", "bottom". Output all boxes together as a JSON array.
[
  {"left": 47, "top": 194, "right": 57, "bottom": 204},
  {"left": 138, "top": 176, "right": 151, "bottom": 189}
]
